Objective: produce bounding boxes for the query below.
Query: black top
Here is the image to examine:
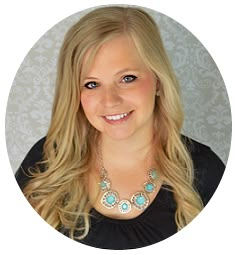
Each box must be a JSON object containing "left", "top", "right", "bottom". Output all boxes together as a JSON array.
[{"left": 15, "top": 136, "right": 225, "bottom": 250}]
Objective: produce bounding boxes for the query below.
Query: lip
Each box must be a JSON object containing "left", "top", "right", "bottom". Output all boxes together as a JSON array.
[{"left": 102, "top": 111, "right": 133, "bottom": 124}]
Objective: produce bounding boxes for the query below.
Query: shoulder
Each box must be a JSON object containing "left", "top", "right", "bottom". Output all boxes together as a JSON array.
[
  {"left": 182, "top": 135, "right": 226, "bottom": 205},
  {"left": 15, "top": 137, "right": 46, "bottom": 190}
]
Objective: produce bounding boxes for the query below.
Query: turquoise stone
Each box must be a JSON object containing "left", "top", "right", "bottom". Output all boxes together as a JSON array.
[
  {"left": 102, "top": 191, "right": 119, "bottom": 209},
  {"left": 122, "top": 203, "right": 128, "bottom": 210},
  {"left": 151, "top": 169, "right": 158, "bottom": 179},
  {"left": 145, "top": 183, "right": 154, "bottom": 192},
  {"left": 136, "top": 195, "right": 145, "bottom": 205},
  {"left": 106, "top": 195, "right": 116, "bottom": 205},
  {"left": 118, "top": 200, "right": 131, "bottom": 213},
  {"left": 101, "top": 181, "right": 107, "bottom": 189}
]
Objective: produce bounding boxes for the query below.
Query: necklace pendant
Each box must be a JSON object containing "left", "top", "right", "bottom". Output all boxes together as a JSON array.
[
  {"left": 101, "top": 190, "right": 119, "bottom": 209},
  {"left": 118, "top": 200, "right": 132, "bottom": 214},
  {"left": 99, "top": 178, "right": 111, "bottom": 191},
  {"left": 131, "top": 191, "right": 149, "bottom": 210},
  {"left": 144, "top": 181, "right": 156, "bottom": 193},
  {"left": 149, "top": 168, "right": 158, "bottom": 181}
]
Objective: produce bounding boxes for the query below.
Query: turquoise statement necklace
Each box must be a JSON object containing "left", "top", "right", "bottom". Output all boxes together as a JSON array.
[{"left": 99, "top": 165, "right": 159, "bottom": 214}]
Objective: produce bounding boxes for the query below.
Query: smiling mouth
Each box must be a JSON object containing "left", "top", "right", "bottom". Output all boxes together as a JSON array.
[{"left": 104, "top": 111, "right": 132, "bottom": 121}]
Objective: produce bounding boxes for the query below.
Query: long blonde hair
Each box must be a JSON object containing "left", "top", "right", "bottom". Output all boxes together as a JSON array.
[{"left": 23, "top": 6, "right": 203, "bottom": 240}]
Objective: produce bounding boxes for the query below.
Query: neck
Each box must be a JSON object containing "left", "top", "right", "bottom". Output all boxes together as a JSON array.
[{"left": 99, "top": 131, "right": 155, "bottom": 172}]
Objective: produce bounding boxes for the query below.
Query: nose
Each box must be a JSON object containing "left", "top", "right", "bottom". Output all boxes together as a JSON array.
[{"left": 101, "top": 86, "right": 122, "bottom": 108}]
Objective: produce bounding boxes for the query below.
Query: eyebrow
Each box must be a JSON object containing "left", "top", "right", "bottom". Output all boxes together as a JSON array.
[
  {"left": 115, "top": 68, "right": 140, "bottom": 75},
  {"left": 84, "top": 68, "right": 140, "bottom": 81}
]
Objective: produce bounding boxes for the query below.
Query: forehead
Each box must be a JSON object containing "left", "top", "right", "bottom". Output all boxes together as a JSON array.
[{"left": 82, "top": 35, "right": 148, "bottom": 77}]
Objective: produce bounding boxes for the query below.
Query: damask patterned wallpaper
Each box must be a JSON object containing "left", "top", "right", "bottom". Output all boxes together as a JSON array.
[{"left": 5, "top": 6, "right": 232, "bottom": 173}]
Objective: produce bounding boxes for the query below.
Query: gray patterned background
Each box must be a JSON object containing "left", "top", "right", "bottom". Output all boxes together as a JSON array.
[{"left": 5, "top": 6, "right": 232, "bottom": 173}]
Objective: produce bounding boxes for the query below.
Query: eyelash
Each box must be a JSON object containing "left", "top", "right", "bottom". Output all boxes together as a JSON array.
[
  {"left": 84, "top": 75, "right": 138, "bottom": 89},
  {"left": 122, "top": 75, "right": 138, "bottom": 83},
  {"left": 84, "top": 81, "right": 99, "bottom": 89}
]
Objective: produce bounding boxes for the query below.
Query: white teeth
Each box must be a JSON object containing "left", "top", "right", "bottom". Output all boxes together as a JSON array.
[{"left": 105, "top": 112, "right": 129, "bottom": 121}]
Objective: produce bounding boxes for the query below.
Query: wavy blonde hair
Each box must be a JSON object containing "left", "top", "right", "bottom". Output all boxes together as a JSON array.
[{"left": 23, "top": 6, "right": 203, "bottom": 240}]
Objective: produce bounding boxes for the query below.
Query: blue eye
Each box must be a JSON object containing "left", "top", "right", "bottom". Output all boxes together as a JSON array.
[
  {"left": 122, "top": 75, "right": 137, "bottom": 83},
  {"left": 84, "top": 81, "right": 99, "bottom": 89}
]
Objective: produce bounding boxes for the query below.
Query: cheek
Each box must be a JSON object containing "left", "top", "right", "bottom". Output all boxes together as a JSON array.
[
  {"left": 135, "top": 79, "right": 156, "bottom": 103},
  {"left": 80, "top": 93, "right": 95, "bottom": 115}
]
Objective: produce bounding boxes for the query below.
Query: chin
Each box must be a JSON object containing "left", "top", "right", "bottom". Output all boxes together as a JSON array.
[{"left": 104, "top": 130, "right": 136, "bottom": 141}]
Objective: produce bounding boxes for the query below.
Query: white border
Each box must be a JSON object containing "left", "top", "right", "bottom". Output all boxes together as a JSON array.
[{"left": 1, "top": 1, "right": 235, "bottom": 254}]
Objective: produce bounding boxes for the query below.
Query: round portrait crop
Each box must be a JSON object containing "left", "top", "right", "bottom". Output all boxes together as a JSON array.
[{"left": 6, "top": 5, "right": 231, "bottom": 250}]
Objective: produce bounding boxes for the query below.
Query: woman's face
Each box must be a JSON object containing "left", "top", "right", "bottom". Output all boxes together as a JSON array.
[{"left": 80, "top": 35, "right": 158, "bottom": 141}]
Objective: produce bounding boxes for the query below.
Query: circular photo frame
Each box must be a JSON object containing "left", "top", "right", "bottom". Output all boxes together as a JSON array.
[{"left": 5, "top": 4, "right": 231, "bottom": 251}]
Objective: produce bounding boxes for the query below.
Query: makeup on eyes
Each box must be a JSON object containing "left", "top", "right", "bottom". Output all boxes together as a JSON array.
[
  {"left": 84, "top": 81, "right": 100, "bottom": 89},
  {"left": 83, "top": 74, "right": 138, "bottom": 89},
  {"left": 121, "top": 75, "right": 137, "bottom": 83}
]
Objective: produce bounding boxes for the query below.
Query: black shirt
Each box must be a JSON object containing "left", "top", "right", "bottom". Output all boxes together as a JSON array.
[{"left": 15, "top": 136, "right": 225, "bottom": 250}]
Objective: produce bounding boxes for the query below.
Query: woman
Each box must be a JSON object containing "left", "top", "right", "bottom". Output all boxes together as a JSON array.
[{"left": 15, "top": 6, "right": 225, "bottom": 249}]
